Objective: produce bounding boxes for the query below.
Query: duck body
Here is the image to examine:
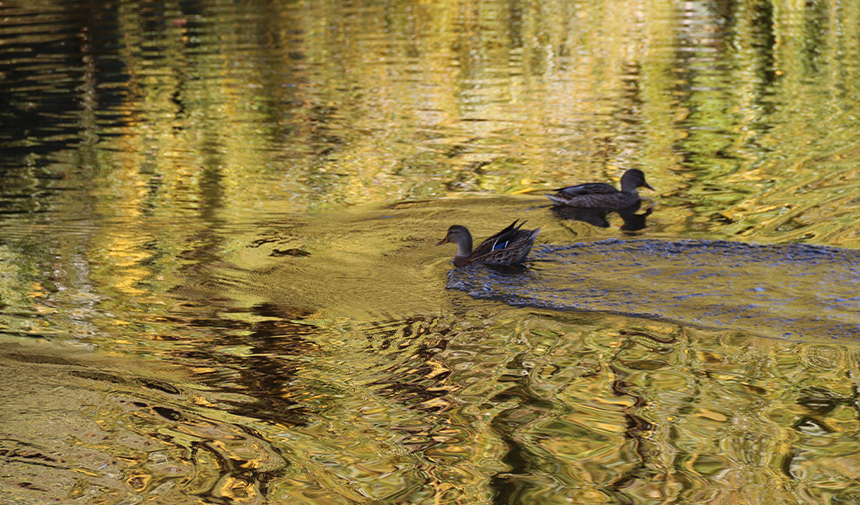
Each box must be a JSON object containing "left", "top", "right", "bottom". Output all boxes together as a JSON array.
[
  {"left": 546, "top": 169, "right": 654, "bottom": 209},
  {"left": 437, "top": 220, "right": 541, "bottom": 267}
]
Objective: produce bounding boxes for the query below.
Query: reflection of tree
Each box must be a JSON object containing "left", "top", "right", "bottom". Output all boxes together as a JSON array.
[
  {"left": 2, "top": 0, "right": 859, "bottom": 242},
  {"left": 178, "top": 302, "right": 317, "bottom": 427}
]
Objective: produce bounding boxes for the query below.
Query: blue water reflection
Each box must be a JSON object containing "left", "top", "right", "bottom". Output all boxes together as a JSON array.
[{"left": 447, "top": 239, "right": 860, "bottom": 340}]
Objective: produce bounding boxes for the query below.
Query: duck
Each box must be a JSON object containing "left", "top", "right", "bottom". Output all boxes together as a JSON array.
[
  {"left": 546, "top": 169, "right": 654, "bottom": 209},
  {"left": 437, "top": 220, "right": 541, "bottom": 267}
]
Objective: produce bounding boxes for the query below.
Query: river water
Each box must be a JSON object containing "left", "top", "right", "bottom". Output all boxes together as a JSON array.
[{"left": 1, "top": 0, "right": 860, "bottom": 503}]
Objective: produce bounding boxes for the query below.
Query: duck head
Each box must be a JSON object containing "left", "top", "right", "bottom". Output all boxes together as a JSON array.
[
  {"left": 619, "top": 169, "right": 654, "bottom": 192},
  {"left": 437, "top": 225, "right": 473, "bottom": 263}
]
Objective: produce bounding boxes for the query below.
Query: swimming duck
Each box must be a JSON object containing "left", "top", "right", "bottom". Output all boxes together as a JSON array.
[
  {"left": 437, "top": 220, "right": 541, "bottom": 267},
  {"left": 546, "top": 169, "right": 654, "bottom": 209}
]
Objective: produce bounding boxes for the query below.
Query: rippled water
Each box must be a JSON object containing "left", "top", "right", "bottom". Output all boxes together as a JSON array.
[
  {"left": 2, "top": 0, "right": 860, "bottom": 503},
  {"left": 450, "top": 239, "right": 860, "bottom": 340}
]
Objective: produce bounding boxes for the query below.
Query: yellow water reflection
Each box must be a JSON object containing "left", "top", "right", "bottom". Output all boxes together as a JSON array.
[
  {"left": 0, "top": 314, "right": 842, "bottom": 503},
  {"left": 26, "top": 0, "right": 852, "bottom": 234},
  {"left": 1, "top": 0, "right": 860, "bottom": 503}
]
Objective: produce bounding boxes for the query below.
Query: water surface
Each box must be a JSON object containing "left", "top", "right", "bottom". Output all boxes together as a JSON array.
[{"left": 2, "top": 0, "right": 860, "bottom": 503}]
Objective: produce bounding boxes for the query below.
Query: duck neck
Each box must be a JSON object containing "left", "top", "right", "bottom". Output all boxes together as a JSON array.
[
  {"left": 455, "top": 235, "right": 473, "bottom": 260},
  {"left": 619, "top": 177, "right": 639, "bottom": 192}
]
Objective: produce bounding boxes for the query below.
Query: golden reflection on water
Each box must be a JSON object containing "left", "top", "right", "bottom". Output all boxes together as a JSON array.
[
  {"left": 12, "top": 0, "right": 852, "bottom": 244},
  {"left": 9, "top": 310, "right": 856, "bottom": 503},
  {"left": 1, "top": 0, "right": 860, "bottom": 503}
]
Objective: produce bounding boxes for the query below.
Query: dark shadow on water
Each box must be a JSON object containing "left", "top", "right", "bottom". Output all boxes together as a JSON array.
[
  {"left": 483, "top": 263, "right": 531, "bottom": 275},
  {"left": 551, "top": 200, "right": 653, "bottom": 232},
  {"left": 174, "top": 301, "right": 319, "bottom": 427}
]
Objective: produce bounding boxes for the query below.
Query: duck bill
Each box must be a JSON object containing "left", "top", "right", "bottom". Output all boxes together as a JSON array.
[
  {"left": 436, "top": 238, "right": 449, "bottom": 246},
  {"left": 644, "top": 182, "right": 655, "bottom": 191}
]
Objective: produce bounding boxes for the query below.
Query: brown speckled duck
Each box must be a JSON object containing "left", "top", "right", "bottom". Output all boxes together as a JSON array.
[
  {"left": 546, "top": 169, "right": 654, "bottom": 209},
  {"left": 437, "top": 220, "right": 541, "bottom": 267}
]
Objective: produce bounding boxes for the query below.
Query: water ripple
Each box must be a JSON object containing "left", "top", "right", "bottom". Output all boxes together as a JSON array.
[{"left": 446, "top": 239, "right": 860, "bottom": 340}]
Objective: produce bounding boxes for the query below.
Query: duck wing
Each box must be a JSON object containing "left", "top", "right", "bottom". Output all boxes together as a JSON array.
[
  {"left": 471, "top": 220, "right": 524, "bottom": 258},
  {"left": 546, "top": 182, "right": 621, "bottom": 206},
  {"left": 553, "top": 182, "right": 618, "bottom": 196},
  {"left": 470, "top": 227, "right": 541, "bottom": 265},
  {"left": 548, "top": 190, "right": 641, "bottom": 209}
]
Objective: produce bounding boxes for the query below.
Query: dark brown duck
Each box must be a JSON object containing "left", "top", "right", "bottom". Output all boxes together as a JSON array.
[
  {"left": 546, "top": 169, "right": 654, "bottom": 209},
  {"left": 437, "top": 220, "right": 541, "bottom": 267}
]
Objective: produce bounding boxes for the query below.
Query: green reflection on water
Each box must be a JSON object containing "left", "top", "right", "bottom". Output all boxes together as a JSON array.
[{"left": 3, "top": 0, "right": 860, "bottom": 243}]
